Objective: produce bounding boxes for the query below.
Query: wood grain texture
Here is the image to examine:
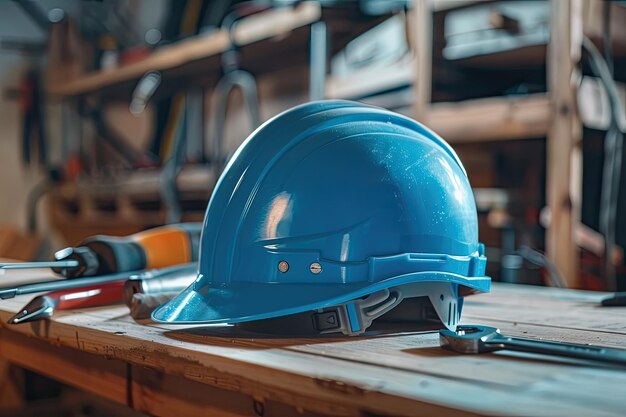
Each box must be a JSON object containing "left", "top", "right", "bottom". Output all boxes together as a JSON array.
[
  {"left": 131, "top": 366, "right": 333, "bottom": 417},
  {"left": 545, "top": 0, "right": 583, "bottom": 287},
  {"left": 412, "top": 0, "right": 432, "bottom": 123},
  {"left": 0, "top": 329, "right": 128, "bottom": 405},
  {"left": 427, "top": 94, "right": 551, "bottom": 143},
  {"left": 0, "top": 263, "right": 625, "bottom": 417},
  {"left": 0, "top": 357, "right": 24, "bottom": 408}
]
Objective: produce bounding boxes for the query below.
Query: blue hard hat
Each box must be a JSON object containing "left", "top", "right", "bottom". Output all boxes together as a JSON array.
[{"left": 152, "top": 100, "right": 490, "bottom": 335}]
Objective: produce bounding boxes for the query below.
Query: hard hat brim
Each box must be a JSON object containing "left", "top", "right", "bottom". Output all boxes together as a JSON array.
[{"left": 151, "top": 272, "right": 490, "bottom": 325}]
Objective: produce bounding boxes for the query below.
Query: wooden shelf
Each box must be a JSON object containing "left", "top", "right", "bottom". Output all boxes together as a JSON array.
[
  {"left": 47, "top": 2, "right": 322, "bottom": 97},
  {"left": 329, "top": 88, "right": 551, "bottom": 143},
  {"left": 426, "top": 94, "right": 551, "bottom": 143}
]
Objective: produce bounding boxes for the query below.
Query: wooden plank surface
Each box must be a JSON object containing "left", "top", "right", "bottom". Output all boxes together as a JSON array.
[
  {"left": 0, "top": 329, "right": 129, "bottom": 405},
  {"left": 0, "top": 265, "right": 625, "bottom": 416}
]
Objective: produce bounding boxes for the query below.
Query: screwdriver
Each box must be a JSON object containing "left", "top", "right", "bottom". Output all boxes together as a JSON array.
[
  {"left": 7, "top": 263, "right": 196, "bottom": 324},
  {"left": 0, "top": 223, "right": 201, "bottom": 278},
  {"left": 0, "top": 269, "right": 140, "bottom": 300},
  {"left": 123, "top": 263, "right": 196, "bottom": 319},
  {"left": 8, "top": 281, "right": 126, "bottom": 324}
]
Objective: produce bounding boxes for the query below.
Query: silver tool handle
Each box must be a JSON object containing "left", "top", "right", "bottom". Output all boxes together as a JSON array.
[{"left": 491, "top": 335, "right": 626, "bottom": 365}]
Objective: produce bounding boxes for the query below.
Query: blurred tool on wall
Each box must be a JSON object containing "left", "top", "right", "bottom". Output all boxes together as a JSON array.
[
  {"left": 20, "top": 69, "right": 47, "bottom": 170},
  {"left": 208, "top": 2, "right": 262, "bottom": 177}
]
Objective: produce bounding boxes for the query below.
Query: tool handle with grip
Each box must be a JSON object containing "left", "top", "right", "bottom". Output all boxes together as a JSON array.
[
  {"left": 53, "top": 281, "right": 126, "bottom": 310},
  {"left": 0, "top": 263, "right": 197, "bottom": 300},
  {"left": 491, "top": 335, "right": 626, "bottom": 366},
  {"left": 129, "top": 292, "right": 179, "bottom": 320},
  {"left": 54, "top": 223, "right": 202, "bottom": 278},
  {"left": 0, "top": 271, "right": 134, "bottom": 299}
]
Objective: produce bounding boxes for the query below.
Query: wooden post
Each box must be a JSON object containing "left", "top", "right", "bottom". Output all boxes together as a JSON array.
[
  {"left": 546, "top": 0, "right": 583, "bottom": 287},
  {"left": 412, "top": 0, "right": 432, "bottom": 123},
  {"left": 0, "top": 358, "right": 24, "bottom": 408}
]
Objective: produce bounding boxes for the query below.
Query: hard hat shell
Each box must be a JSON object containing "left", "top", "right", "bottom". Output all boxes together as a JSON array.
[{"left": 152, "top": 100, "right": 489, "bottom": 329}]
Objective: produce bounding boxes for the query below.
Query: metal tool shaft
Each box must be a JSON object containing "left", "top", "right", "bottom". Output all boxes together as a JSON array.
[
  {"left": 440, "top": 325, "right": 626, "bottom": 366},
  {"left": 0, "top": 270, "right": 138, "bottom": 299},
  {"left": 124, "top": 263, "right": 196, "bottom": 304},
  {"left": 9, "top": 295, "right": 56, "bottom": 324},
  {"left": 488, "top": 334, "right": 626, "bottom": 365},
  {"left": 0, "top": 260, "right": 79, "bottom": 270}
]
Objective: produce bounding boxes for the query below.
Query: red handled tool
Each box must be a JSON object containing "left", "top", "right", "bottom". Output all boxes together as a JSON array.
[{"left": 7, "top": 281, "right": 125, "bottom": 324}]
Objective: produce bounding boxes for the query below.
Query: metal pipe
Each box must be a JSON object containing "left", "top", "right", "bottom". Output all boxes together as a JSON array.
[{"left": 309, "top": 21, "right": 327, "bottom": 101}]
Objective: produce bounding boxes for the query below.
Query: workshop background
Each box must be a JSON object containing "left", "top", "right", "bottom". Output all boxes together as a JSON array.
[{"left": 0, "top": 0, "right": 624, "bottom": 415}]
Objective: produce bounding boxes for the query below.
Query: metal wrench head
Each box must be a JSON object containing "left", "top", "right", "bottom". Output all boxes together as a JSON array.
[
  {"left": 439, "top": 325, "right": 503, "bottom": 354},
  {"left": 7, "top": 295, "right": 56, "bottom": 324}
]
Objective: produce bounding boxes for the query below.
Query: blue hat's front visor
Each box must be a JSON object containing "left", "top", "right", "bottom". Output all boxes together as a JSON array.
[{"left": 151, "top": 271, "right": 490, "bottom": 324}]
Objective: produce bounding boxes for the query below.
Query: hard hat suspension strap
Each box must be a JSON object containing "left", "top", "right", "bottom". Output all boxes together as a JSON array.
[{"left": 236, "top": 283, "right": 462, "bottom": 336}]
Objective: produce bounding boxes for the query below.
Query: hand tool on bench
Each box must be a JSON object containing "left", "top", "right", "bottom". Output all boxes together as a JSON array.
[
  {"left": 0, "top": 263, "right": 196, "bottom": 300},
  {"left": 601, "top": 292, "right": 626, "bottom": 306},
  {"left": 6, "top": 263, "right": 197, "bottom": 323},
  {"left": 0, "top": 260, "right": 79, "bottom": 270},
  {"left": 0, "top": 269, "right": 136, "bottom": 300},
  {"left": 440, "top": 325, "right": 626, "bottom": 366},
  {"left": 123, "top": 263, "right": 196, "bottom": 319},
  {"left": 0, "top": 222, "right": 201, "bottom": 278},
  {"left": 7, "top": 280, "right": 125, "bottom": 324},
  {"left": 127, "top": 292, "right": 180, "bottom": 320}
]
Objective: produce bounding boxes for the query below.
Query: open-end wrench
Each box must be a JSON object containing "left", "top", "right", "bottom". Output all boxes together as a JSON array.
[{"left": 440, "top": 325, "right": 626, "bottom": 366}]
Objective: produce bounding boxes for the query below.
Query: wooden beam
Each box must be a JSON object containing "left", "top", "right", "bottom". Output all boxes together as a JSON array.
[
  {"left": 427, "top": 94, "right": 551, "bottom": 142},
  {"left": 0, "top": 329, "right": 128, "bottom": 405},
  {"left": 546, "top": 0, "right": 583, "bottom": 287},
  {"left": 412, "top": 0, "right": 432, "bottom": 122},
  {"left": 0, "top": 330, "right": 330, "bottom": 417},
  {"left": 130, "top": 367, "right": 329, "bottom": 417},
  {"left": 0, "top": 358, "right": 24, "bottom": 408}
]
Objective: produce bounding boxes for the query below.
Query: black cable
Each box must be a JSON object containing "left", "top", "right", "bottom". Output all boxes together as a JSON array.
[
  {"left": 80, "top": 101, "right": 159, "bottom": 167},
  {"left": 582, "top": 36, "right": 626, "bottom": 290},
  {"left": 602, "top": 1, "right": 613, "bottom": 76},
  {"left": 517, "top": 246, "right": 565, "bottom": 288},
  {"left": 582, "top": 38, "right": 625, "bottom": 132}
]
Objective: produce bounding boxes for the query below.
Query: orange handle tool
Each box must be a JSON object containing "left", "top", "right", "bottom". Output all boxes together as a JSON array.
[{"left": 52, "top": 223, "right": 202, "bottom": 278}]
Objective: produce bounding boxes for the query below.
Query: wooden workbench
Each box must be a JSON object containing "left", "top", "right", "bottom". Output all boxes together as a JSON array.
[{"left": 0, "top": 267, "right": 625, "bottom": 417}]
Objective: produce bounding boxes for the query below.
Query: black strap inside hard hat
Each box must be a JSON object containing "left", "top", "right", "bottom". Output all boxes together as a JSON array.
[{"left": 236, "top": 296, "right": 443, "bottom": 337}]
